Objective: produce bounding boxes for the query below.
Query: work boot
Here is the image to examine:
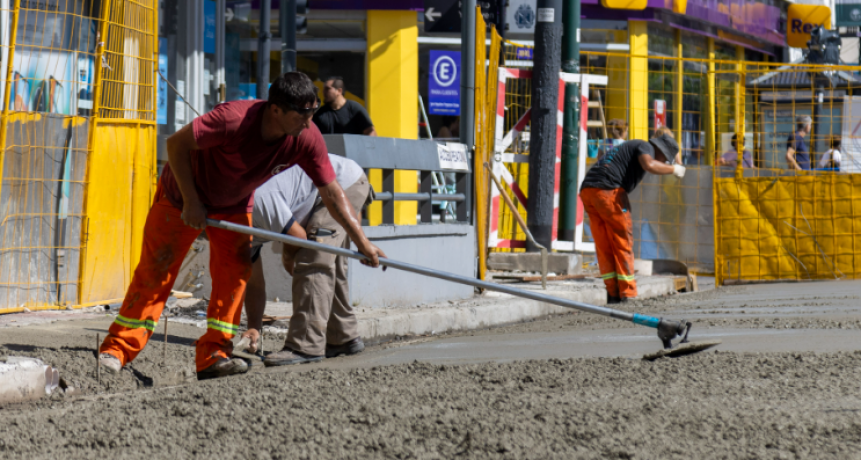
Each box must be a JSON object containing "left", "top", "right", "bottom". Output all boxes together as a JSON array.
[
  {"left": 325, "top": 337, "right": 365, "bottom": 358},
  {"left": 263, "top": 347, "right": 323, "bottom": 367},
  {"left": 196, "top": 357, "right": 249, "bottom": 381},
  {"left": 607, "top": 295, "right": 622, "bottom": 305},
  {"left": 99, "top": 353, "right": 122, "bottom": 374}
]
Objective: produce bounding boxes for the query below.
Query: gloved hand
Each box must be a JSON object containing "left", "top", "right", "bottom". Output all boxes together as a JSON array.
[{"left": 672, "top": 164, "right": 686, "bottom": 178}]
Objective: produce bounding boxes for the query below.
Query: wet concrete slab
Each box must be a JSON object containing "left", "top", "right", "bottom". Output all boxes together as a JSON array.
[{"left": 337, "top": 327, "right": 861, "bottom": 367}]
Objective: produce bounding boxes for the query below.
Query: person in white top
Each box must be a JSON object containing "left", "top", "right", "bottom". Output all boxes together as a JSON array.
[
  {"left": 818, "top": 136, "right": 842, "bottom": 170},
  {"left": 241, "top": 154, "right": 373, "bottom": 365}
]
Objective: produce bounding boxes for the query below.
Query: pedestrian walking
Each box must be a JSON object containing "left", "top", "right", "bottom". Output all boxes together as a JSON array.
[
  {"left": 818, "top": 136, "right": 842, "bottom": 170},
  {"left": 786, "top": 115, "right": 813, "bottom": 171},
  {"left": 313, "top": 77, "right": 376, "bottom": 136},
  {"left": 717, "top": 134, "right": 755, "bottom": 168}
]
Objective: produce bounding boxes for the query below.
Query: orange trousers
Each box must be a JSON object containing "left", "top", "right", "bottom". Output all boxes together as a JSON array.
[
  {"left": 580, "top": 187, "right": 637, "bottom": 299},
  {"left": 99, "top": 191, "right": 252, "bottom": 372}
]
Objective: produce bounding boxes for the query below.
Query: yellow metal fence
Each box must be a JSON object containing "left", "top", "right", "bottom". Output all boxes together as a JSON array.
[
  {"left": 0, "top": 0, "right": 157, "bottom": 313},
  {"left": 487, "top": 42, "right": 861, "bottom": 285}
]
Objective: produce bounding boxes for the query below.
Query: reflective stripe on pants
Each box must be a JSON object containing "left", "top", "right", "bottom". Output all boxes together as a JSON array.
[
  {"left": 99, "top": 189, "right": 252, "bottom": 372},
  {"left": 580, "top": 187, "right": 637, "bottom": 299}
]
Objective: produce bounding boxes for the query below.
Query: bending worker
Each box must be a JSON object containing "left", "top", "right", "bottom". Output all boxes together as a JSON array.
[
  {"left": 579, "top": 127, "right": 684, "bottom": 304},
  {"left": 240, "top": 154, "right": 371, "bottom": 365},
  {"left": 98, "top": 72, "right": 386, "bottom": 381}
]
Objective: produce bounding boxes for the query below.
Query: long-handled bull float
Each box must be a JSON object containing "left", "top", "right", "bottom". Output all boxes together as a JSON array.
[{"left": 207, "top": 219, "right": 719, "bottom": 359}]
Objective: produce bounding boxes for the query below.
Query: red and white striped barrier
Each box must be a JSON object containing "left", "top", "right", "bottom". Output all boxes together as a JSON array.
[{"left": 488, "top": 68, "right": 607, "bottom": 252}]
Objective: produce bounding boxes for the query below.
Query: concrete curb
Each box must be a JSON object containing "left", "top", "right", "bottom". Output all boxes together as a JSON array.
[{"left": 357, "top": 277, "right": 678, "bottom": 345}]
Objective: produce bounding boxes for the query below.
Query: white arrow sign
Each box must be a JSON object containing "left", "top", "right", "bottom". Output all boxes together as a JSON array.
[
  {"left": 225, "top": 8, "right": 234, "bottom": 21},
  {"left": 425, "top": 7, "right": 441, "bottom": 22}
]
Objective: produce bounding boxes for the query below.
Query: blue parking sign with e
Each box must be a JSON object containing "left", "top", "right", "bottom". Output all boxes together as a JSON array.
[{"left": 428, "top": 50, "right": 460, "bottom": 116}]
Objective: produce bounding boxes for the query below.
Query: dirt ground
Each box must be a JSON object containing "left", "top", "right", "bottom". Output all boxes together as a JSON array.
[{"left": 2, "top": 282, "right": 861, "bottom": 459}]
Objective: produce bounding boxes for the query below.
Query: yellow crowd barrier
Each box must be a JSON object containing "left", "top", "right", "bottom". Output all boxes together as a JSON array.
[
  {"left": 484, "top": 39, "right": 861, "bottom": 285},
  {"left": 0, "top": 0, "right": 157, "bottom": 313}
]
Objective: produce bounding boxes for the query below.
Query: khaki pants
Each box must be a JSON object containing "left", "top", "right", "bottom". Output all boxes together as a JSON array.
[{"left": 285, "top": 175, "right": 372, "bottom": 356}]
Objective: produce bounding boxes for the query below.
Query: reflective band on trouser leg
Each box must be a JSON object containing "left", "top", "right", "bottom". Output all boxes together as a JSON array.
[
  {"left": 207, "top": 318, "right": 239, "bottom": 335},
  {"left": 194, "top": 210, "right": 253, "bottom": 372},
  {"left": 114, "top": 315, "right": 158, "bottom": 332},
  {"left": 580, "top": 188, "right": 621, "bottom": 298},
  {"left": 616, "top": 274, "right": 635, "bottom": 282},
  {"left": 100, "top": 193, "right": 204, "bottom": 366}
]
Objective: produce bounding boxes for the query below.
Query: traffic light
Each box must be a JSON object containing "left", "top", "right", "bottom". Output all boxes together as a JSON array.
[
  {"left": 296, "top": 0, "right": 307, "bottom": 35},
  {"left": 807, "top": 26, "right": 841, "bottom": 65}
]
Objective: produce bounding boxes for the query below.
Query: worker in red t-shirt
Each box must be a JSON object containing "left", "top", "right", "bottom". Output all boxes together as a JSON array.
[{"left": 97, "top": 72, "right": 386, "bottom": 380}]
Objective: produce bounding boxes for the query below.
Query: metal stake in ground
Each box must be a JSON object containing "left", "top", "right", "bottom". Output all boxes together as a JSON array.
[
  {"left": 163, "top": 315, "right": 168, "bottom": 363},
  {"left": 96, "top": 333, "right": 101, "bottom": 385},
  {"left": 206, "top": 219, "right": 717, "bottom": 353}
]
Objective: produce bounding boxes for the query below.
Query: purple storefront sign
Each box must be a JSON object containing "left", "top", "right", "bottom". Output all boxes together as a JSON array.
[
  {"left": 253, "top": 0, "right": 424, "bottom": 9},
  {"left": 581, "top": 0, "right": 783, "bottom": 48}
]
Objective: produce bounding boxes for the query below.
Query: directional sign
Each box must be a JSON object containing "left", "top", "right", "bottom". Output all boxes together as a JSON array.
[
  {"left": 424, "top": 0, "right": 500, "bottom": 33},
  {"left": 428, "top": 50, "right": 460, "bottom": 115}
]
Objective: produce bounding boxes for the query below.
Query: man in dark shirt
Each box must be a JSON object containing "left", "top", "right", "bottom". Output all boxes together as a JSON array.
[
  {"left": 313, "top": 77, "right": 376, "bottom": 136},
  {"left": 579, "top": 127, "right": 685, "bottom": 304},
  {"left": 786, "top": 115, "right": 812, "bottom": 171}
]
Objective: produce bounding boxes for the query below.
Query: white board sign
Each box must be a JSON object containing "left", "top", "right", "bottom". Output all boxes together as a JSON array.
[{"left": 438, "top": 143, "right": 470, "bottom": 171}]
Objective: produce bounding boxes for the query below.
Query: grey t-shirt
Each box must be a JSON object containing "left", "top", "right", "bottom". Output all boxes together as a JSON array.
[{"left": 252, "top": 154, "right": 364, "bottom": 244}]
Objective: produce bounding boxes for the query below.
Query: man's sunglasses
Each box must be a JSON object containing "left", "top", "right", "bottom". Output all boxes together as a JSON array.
[{"left": 284, "top": 101, "right": 319, "bottom": 116}]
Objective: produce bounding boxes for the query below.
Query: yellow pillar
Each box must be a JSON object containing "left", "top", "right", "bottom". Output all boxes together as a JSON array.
[
  {"left": 706, "top": 37, "right": 716, "bottom": 165},
  {"left": 734, "top": 46, "right": 745, "bottom": 177},
  {"left": 674, "top": 29, "right": 683, "bottom": 143},
  {"left": 628, "top": 21, "right": 648, "bottom": 140},
  {"left": 606, "top": 30, "right": 628, "bottom": 122},
  {"left": 366, "top": 10, "right": 418, "bottom": 225}
]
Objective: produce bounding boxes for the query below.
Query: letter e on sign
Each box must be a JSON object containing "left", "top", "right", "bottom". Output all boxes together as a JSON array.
[{"left": 787, "top": 4, "right": 831, "bottom": 48}]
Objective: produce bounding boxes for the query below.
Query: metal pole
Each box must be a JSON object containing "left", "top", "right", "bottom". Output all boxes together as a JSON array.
[
  {"left": 559, "top": 0, "right": 581, "bottom": 241},
  {"left": 460, "top": 0, "right": 476, "bottom": 149},
  {"left": 280, "top": 0, "right": 296, "bottom": 73},
  {"left": 527, "top": 0, "right": 563, "bottom": 250},
  {"left": 257, "top": 0, "right": 272, "bottom": 99},
  {"left": 461, "top": 0, "right": 476, "bottom": 225},
  {"left": 206, "top": 218, "right": 692, "bottom": 348}
]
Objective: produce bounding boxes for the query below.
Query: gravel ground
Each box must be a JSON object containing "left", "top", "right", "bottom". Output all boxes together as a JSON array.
[
  {"left": 2, "top": 281, "right": 861, "bottom": 458},
  {"left": 2, "top": 352, "right": 861, "bottom": 459}
]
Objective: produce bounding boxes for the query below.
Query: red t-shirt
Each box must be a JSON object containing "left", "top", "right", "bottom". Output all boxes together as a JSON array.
[{"left": 160, "top": 100, "right": 335, "bottom": 214}]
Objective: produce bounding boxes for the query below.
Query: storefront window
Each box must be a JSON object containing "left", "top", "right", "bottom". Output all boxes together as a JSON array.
[
  {"left": 225, "top": 8, "right": 367, "bottom": 105},
  {"left": 647, "top": 24, "right": 676, "bottom": 136},
  {"left": 680, "top": 33, "right": 708, "bottom": 165}
]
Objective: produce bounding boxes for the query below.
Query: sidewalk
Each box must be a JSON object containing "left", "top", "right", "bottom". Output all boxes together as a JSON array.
[
  {"left": 353, "top": 276, "right": 679, "bottom": 344},
  {"left": 0, "top": 276, "right": 682, "bottom": 343}
]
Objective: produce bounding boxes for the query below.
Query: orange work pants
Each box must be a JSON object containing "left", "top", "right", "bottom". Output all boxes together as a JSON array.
[
  {"left": 99, "top": 190, "right": 252, "bottom": 372},
  {"left": 580, "top": 187, "right": 637, "bottom": 299}
]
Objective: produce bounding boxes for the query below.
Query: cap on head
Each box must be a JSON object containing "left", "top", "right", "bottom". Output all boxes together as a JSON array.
[{"left": 649, "top": 130, "right": 679, "bottom": 160}]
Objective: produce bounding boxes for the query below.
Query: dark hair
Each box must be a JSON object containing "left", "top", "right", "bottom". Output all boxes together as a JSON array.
[
  {"left": 325, "top": 76, "right": 345, "bottom": 91},
  {"left": 442, "top": 115, "right": 458, "bottom": 127},
  {"left": 831, "top": 136, "right": 841, "bottom": 149},
  {"left": 269, "top": 72, "right": 318, "bottom": 111}
]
